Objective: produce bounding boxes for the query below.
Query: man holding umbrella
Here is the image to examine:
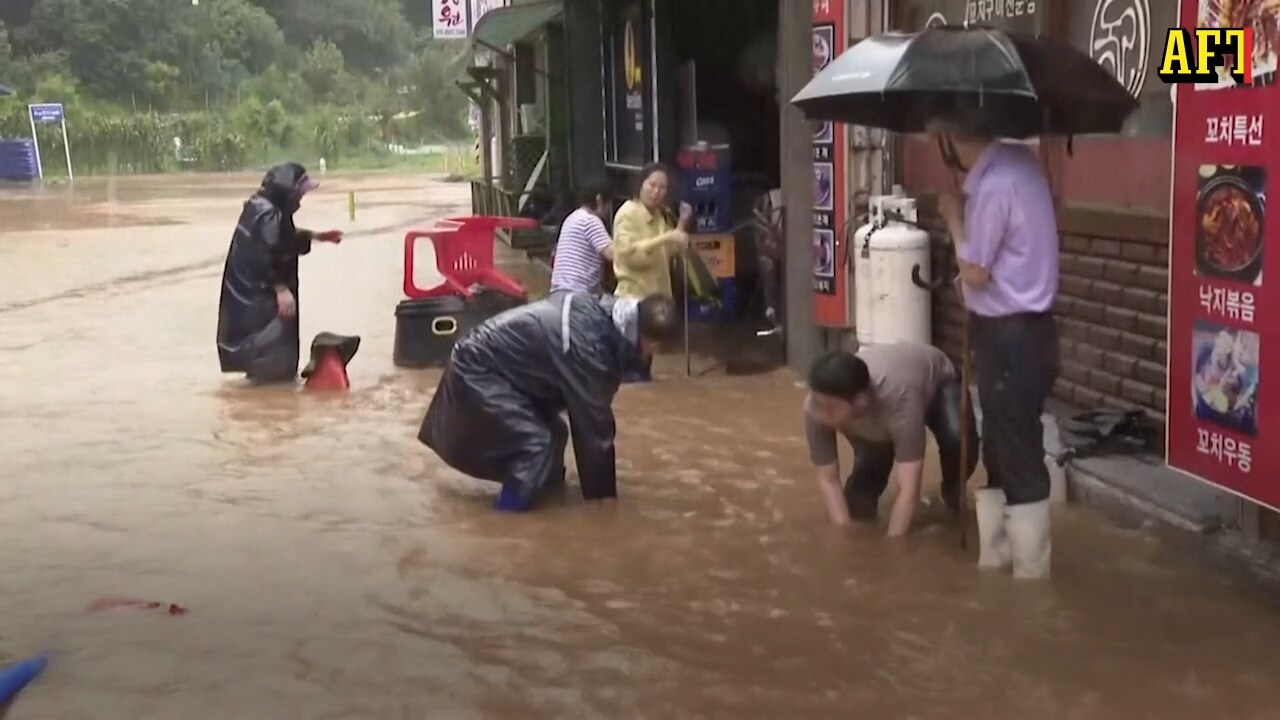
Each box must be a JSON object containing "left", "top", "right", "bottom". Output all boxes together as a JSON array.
[{"left": 929, "top": 108, "right": 1060, "bottom": 580}]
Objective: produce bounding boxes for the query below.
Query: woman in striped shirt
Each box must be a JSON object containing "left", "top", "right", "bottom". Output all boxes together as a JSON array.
[{"left": 549, "top": 179, "right": 615, "bottom": 295}]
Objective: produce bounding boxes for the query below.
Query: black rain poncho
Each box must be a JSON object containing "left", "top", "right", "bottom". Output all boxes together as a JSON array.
[
  {"left": 418, "top": 292, "right": 641, "bottom": 509},
  {"left": 216, "top": 163, "right": 316, "bottom": 382}
]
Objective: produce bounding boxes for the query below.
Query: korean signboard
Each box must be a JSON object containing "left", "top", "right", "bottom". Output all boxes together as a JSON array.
[
  {"left": 433, "top": 0, "right": 468, "bottom": 39},
  {"left": 811, "top": 0, "right": 848, "bottom": 325},
  {"left": 608, "top": 0, "right": 648, "bottom": 166},
  {"left": 1165, "top": 1, "right": 1279, "bottom": 509},
  {"left": 904, "top": 0, "right": 1043, "bottom": 33},
  {"left": 432, "top": 0, "right": 507, "bottom": 40},
  {"left": 27, "top": 102, "right": 73, "bottom": 181}
]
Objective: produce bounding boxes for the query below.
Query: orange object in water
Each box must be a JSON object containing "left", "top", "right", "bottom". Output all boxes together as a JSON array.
[
  {"left": 301, "top": 333, "right": 360, "bottom": 391},
  {"left": 304, "top": 348, "right": 349, "bottom": 391}
]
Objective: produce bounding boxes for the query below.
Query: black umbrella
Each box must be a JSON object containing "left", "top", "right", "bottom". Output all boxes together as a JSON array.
[{"left": 792, "top": 26, "right": 1139, "bottom": 137}]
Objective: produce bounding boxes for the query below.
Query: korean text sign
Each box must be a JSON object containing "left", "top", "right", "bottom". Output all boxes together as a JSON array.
[{"left": 1165, "top": 1, "right": 1278, "bottom": 509}]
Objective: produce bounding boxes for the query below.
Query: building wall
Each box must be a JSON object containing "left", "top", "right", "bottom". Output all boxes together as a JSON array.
[{"left": 563, "top": 0, "right": 605, "bottom": 187}]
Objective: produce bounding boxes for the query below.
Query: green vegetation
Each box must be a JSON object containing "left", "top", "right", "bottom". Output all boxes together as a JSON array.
[{"left": 0, "top": 0, "right": 475, "bottom": 175}]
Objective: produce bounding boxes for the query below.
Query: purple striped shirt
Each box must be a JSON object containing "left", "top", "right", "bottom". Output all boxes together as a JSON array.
[{"left": 550, "top": 208, "right": 612, "bottom": 293}]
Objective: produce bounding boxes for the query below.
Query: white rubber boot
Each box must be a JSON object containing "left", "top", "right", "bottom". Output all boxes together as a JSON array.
[
  {"left": 1005, "top": 499, "right": 1052, "bottom": 580},
  {"left": 973, "top": 488, "right": 1011, "bottom": 570}
]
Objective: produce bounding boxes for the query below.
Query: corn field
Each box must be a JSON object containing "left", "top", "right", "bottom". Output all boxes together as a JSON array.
[{"left": 0, "top": 104, "right": 383, "bottom": 176}]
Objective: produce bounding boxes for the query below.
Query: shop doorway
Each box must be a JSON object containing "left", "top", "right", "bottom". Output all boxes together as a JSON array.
[{"left": 670, "top": 0, "right": 781, "bottom": 328}]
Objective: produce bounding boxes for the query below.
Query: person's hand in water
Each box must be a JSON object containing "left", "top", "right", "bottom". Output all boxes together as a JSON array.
[
  {"left": 316, "top": 229, "right": 344, "bottom": 243},
  {"left": 276, "top": 285, "right": 297, "bottom": 318}
]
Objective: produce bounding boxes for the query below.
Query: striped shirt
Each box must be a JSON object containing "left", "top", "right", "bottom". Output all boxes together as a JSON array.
[{"left": 550, "top": 208, "right": 612, "bottom": 293}]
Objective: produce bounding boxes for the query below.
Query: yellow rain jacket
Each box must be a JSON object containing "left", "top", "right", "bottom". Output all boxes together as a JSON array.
[{"left": 611, "top": 199, "right": 684, "bottom": 299}]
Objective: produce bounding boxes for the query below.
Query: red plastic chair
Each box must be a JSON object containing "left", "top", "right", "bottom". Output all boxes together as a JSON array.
[{"left": 403, "top": 215, "right": 538, "bottom": 300}]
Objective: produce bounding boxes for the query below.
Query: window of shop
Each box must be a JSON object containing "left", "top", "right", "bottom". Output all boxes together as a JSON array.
[
  {"left": 669, "top": 0, "right": 780, "bottom": 186},
  {"left": 1057, "top": 0, "right": 1174, "bottom": 209},
  {"left": 1069, "top": 0, "right": 1173, "bottom": 139},
  {"left": 602, "top": 0, "right": 653, "bottom": 167}
]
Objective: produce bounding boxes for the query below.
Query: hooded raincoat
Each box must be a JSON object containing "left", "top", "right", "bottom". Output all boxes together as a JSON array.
[
  {"left": 216, "top": 163, "right": 317, "bottom": 382},
  {"left": 418, "top": 293, "right": 641, "bottom": 510}
]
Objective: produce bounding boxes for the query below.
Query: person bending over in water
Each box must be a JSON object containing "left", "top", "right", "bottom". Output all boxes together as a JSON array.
[
  {"left": 418, "top": 292, "right": 680, "bottom": 512},
  {"left": 216, "top": 162, "right": 343, "bottom": 383},
  {"left": 804, "top": 344, "right": 978, "bottom": 536}
]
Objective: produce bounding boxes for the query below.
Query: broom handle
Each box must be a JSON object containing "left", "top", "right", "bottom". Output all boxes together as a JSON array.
[{"left": 958, "top": 311, "right": 973, "bottom": 551}]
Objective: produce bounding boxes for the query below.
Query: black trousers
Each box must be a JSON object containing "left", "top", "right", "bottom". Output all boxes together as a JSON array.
[
  {"left": 844, "top": 379, "right": 980, "bottom": 520},
  {"left": 970, "top": 312, "right": 1059, "bottom": 506}
]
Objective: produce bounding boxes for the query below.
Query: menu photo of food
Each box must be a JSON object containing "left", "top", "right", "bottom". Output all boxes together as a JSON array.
[
  {"left": 814, "top": 163, "right": 834, "bottom": 211},
  {"left": 1197, "top": 0, "right": 1280, "bottom": 89},
  {"left": 1192, "top": 320, "right": 1260, "bottom": 436},
  {"left": 1196, "top": 164, "right": 1265, "bottom": 285},
  {"left": 813, "top": 229, "right": 835, "bottom": 277}
]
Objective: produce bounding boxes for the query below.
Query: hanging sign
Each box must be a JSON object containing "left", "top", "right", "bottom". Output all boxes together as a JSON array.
[
  {"left": 812, "top": 0, "right": 849, "bottom": 326},
  {"left": 433, "top": 0, "right": 469, "bottom": 39}
]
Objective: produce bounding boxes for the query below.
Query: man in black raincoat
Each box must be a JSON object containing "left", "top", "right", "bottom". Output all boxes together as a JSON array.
[
  {"left": 216, "top": 162, "right": 344, "bottom": 383},
  {"left": 419, "top": 292, "right": 680, "bottom": 511}
]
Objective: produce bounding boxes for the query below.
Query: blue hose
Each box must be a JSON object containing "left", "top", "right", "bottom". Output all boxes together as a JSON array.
[{"left": 0, "top": 654, "right": 48, "bottom": 704}]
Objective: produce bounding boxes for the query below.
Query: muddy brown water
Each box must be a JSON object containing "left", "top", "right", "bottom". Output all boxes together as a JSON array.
[{"left": 0, "top": 173, "right": 1278, "bottom": 719}]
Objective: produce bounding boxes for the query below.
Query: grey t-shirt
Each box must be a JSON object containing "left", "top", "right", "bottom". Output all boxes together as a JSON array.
[{"left": 804, "top": 343, "right": 956, "bottom": 466}]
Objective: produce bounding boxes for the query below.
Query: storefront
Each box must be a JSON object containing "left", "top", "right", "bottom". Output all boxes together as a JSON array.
[
  {"left": 584, "top": 0, "right": 824, "bottom": 353},
  {"left": 462, "top": 0, "right": 571, "bottom": 231}
]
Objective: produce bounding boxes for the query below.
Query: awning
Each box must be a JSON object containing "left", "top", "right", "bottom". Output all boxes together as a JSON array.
[{"left": 471, "top": 1, "right": 562, "bottom": 53}]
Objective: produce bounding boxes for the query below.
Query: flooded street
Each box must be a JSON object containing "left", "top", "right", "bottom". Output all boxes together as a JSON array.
[{"left": 2, "top": 173, "right": 1279, "bottom": 719}]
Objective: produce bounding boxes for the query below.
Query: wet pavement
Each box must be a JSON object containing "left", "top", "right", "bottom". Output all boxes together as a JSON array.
[{"left": 1, "top": 173, "right": 1278, "bottom": 719}]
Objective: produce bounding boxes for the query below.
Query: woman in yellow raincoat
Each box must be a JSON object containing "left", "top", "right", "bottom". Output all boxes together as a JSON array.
[{"left": 611, "top": 163, "right": 690, "bottom": 380}]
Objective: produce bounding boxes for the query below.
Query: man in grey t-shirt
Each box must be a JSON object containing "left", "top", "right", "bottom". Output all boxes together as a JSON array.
[{"left": 804, "top": 344, "right": 978, "bottom": 536}]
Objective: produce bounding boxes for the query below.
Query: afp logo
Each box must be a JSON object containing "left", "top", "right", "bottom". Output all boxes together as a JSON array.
[{"left": 1157, "top": 27, "right": 1254, "bottom": 84}]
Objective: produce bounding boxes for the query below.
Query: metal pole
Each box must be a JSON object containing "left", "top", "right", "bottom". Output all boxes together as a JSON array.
[
  {"left": 28, "top": 108, "right": 43, "bottom": 180},
  {"left": 61, "top": 117, "right": 74, "bottom": 182},
  {"left": 684, "top": 252, "right": 691, "bottom": 377}
]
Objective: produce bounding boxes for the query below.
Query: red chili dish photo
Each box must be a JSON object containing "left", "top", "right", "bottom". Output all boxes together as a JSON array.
[{"left": 1195, "top": 164, "right": 1266, "bottom": 285}]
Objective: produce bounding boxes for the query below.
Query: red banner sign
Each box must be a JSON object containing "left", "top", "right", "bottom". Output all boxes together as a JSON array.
[
  {"left": 812, "top": 0, "right": 849, "bottom": 326},
  {"left": 1166, "top": 0, "right": 1280, "bottom": 510}
]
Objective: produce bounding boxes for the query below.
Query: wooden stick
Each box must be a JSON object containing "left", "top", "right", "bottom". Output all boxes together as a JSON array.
[
  {"left": 958, "top": 312, "right": 972, "bottom": 551},
  {"left": 684, "top": 252, "right": 692, "bottom": 377}
]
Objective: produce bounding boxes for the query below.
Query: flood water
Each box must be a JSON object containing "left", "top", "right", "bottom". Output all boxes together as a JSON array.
[{"left": 1, "top": 173, "right": 1278, "bottom": 719}]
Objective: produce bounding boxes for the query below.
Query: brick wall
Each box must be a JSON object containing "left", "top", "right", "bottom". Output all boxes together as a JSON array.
[{"left": 921, "top": 202, "right": 1171, "bottom": 440}]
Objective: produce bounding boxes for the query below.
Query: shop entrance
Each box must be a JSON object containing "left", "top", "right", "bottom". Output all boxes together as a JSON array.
[{"left": 670, "top": 0, "right": 781, "bottom": 325}]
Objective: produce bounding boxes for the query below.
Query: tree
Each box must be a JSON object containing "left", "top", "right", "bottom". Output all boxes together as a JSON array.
[
  {"left": 142, "top": 61, "right": 181, "bottom": 108},
  {"left": 0, "top": 21, "right": 13, "bottom": 80},
  {"left": 410, "top": 42, "right": 469, "bottom": 140},
  {"left": 201, "top": 0, "right": 286, "bottom": 75},
  {"left": 300, "top": 39, "right": 347, "bottom": 102}
]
